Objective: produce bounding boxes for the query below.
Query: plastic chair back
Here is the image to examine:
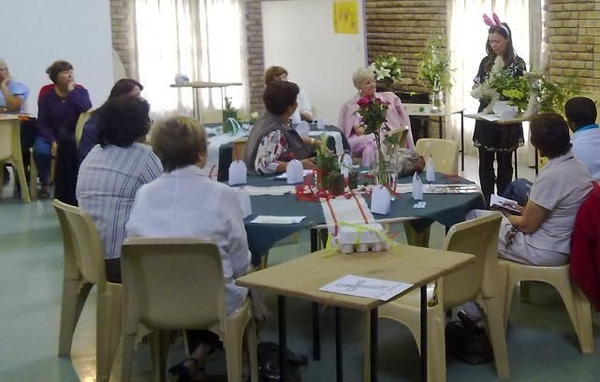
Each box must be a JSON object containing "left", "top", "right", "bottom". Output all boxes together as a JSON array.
[
  {"left": 415, "top": 138, "right": 459, "bottom": 175},
  {"left": 75, "top": 109, "right": 94, "bottom": 146},
  {"left": 53, "top": 199, "right": 107, "bottom": 287},
  {"left": 121, "top": 237, "right": 226, "bottom": 330},
  {"left": 441, "top": 212, "right": 502, "bottom": 308}
]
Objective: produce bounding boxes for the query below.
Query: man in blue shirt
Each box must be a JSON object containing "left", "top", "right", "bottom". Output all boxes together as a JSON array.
[
  {"left": 1, "top": 58, "right": 30, "bottom": 182},
  {"left": 0, "top": 59, "right": 29, "bottom": 113},
  {"left": 565, "top": 97, "right": 600, "bottom": 180}
]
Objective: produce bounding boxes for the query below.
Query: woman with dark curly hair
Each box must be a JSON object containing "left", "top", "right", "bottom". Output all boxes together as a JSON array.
[{"left": 77, "top": 95, "right": 162, "bottom": 282}]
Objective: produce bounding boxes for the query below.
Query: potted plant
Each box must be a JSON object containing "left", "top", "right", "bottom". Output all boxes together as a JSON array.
[
  {"left": 315, "top": 136, "right": 344, "bottom": 195},
  {"left": 417, "top": 35, "right": 454, "bottom": 112}
]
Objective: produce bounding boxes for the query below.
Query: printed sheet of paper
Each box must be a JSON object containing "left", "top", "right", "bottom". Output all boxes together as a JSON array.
[
  {"left": 333, "top": 1, "right": 359, "bottom": 34},
  {"left": 394, "top": 183, "right": 481, "bottom": 194},
  {"left": 320, "top": 274, "right": 413, "bottom": 301},
  {"left": 249, "top": 215, "right": 306, "bottom": 225},
  {"left": 274, "top": 170, "right": 313, "bottom": 180}
]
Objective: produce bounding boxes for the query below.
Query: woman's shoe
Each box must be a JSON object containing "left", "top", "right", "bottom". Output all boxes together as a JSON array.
[{"left": 169, "top": 358, "right": 205, "bottom": 382}]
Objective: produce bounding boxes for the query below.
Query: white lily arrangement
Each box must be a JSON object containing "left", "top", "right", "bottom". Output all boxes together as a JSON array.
[
  {"left": 471, "top": 56, "right": 504, "bottom": 114},
  {"left": 369, "top": 54, "right": 402, "bottom": 89}
]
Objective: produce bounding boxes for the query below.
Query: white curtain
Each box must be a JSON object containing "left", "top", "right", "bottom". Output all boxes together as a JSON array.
[
  {"left": 134, "top": 0, "right": 248, "bottom": 118},
  {"left": 448, "top": 0, "right": 537, "bottom": 163}
]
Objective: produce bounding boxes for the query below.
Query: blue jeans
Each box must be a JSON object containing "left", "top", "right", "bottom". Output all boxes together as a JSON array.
[
  {"left": 501, "top": 178, "right": 532, "bottom": 207},
  {"left": 32, "top": 137, "right": 52, "bottom": 184}
]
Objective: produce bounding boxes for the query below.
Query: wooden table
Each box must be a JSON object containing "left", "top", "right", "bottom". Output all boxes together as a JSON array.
[
  {"left": 170, "top": 81, "right": 242, "bottom": 121},
  {"left": 403, "top": 103, "right": 466, "bottom": 170},
  {"left": 237, "top": 245, "right": 475, "bottom": 382},
  {"left": 0, "top": 114, "right": 30, "bottom": 202}
]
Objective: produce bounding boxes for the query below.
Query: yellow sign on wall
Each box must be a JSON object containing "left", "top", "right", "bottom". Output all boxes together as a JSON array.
[{"left": 333, "top": 1, "right": 359, "bottom": 34}]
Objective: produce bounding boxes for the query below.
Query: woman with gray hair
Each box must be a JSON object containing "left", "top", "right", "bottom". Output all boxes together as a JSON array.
[{"left": 337, "top": 67, "right": 415, "bottom": 167}]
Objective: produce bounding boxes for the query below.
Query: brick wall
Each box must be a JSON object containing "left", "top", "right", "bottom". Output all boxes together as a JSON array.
[
  {"left": 364, "top": 0, "right": 447, "bottom": 94},
  {"left": 243, "top": 0, "right": 265, "bottom": 113},
  {"left": 544, "top": 0, "right": 600, "bottom": 95},
  {"left": 110, "top": 0, "right": 136, "bottom": 78}
]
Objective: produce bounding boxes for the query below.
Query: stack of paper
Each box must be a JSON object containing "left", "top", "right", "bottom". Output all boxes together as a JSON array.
[{"left": 320, "top": 274, "right": 412, "bottom": 301}]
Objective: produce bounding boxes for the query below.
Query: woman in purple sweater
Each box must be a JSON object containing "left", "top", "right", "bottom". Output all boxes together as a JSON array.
[{"left": 33, "top": 60, "right": 92, "bottom": 200}]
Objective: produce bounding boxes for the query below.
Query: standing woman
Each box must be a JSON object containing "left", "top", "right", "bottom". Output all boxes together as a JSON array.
[
  {"left": 472, "top": 15, "right": 526, "bottom": 206},
  {"left": 34, "top": 60, "right": 92, "bottom": 200}
]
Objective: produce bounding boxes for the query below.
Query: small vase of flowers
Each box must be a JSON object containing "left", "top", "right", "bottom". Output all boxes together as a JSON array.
[{"left": 417, "top": 35, "right": 453, "bottom": 112}]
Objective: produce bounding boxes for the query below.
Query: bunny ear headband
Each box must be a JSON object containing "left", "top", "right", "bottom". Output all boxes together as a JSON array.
[{"left": 483, "top": 13, "right": 510, "bottom": 36}]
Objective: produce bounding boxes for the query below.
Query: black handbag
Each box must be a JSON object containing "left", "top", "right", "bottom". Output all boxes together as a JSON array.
[{"left": 258, "top": 342, "right": 307, "bottom": 382}]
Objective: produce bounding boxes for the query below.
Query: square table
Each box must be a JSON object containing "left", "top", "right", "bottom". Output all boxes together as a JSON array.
[
  {"left": 170, "top": 81, "right": 242, "bottom": 121},
  {"left": 237, "top": 245, "right": 475, "bottom": 382},
  {"left": 403, "top": 103, "right": 466, "bottom": 170}
]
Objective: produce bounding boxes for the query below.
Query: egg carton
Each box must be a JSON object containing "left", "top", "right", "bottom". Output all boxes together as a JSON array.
[{"left": 334, "top": 223, "right": 390, "bottom": 254}]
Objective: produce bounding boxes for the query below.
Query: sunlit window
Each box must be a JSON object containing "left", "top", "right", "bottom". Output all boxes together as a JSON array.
[{"left": 134, "top": 0, "right": 246, "bottom": 117}]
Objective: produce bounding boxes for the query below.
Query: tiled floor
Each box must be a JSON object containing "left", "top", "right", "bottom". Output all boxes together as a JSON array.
[{"left": 1, "top": 156, "right": 599, "bottom": 382}]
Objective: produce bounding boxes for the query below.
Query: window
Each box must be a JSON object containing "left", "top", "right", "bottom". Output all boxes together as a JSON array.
[{"left": 134, "top": 0, "right": 247, "bottom": 117}]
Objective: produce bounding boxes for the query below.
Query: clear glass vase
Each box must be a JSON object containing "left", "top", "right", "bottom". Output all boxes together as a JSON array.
[{"left": 430, "top": 89, "right": 444, "bottom": 113}]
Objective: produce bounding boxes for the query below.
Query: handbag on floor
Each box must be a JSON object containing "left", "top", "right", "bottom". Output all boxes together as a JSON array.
[
  {"left": 258, "top": 342, "right": 307, "bottom": 382},
  {"left": 445, "top": 310, "right": 494, "bottom": 365}
]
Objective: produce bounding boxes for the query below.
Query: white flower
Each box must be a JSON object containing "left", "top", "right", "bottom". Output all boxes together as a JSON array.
[
  {"left": 373, "top": 67, "right": 391, "bottom": 81},
  {"left": 250, "top": 111, "right": 259, "bottom": 119}
]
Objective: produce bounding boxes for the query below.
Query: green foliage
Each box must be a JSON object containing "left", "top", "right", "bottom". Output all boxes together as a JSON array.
[
  {"left": 417, "top": 35, "right": 453, "bottom": 92},
  {"left": 490, "top": 71, "right": 530, "bottom": 113},
  {"left": 537, "top": 76, "right": 581, "bottom": 115}
]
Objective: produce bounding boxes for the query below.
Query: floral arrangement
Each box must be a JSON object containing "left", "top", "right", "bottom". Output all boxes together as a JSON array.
[
  {"left": 417, "top": 35, "right": 453, "bottom": 92},
  {"left": 528, "top": 73, "right": 581, "bottom": 116},
  {"left": 369, "top": 54, "right": 402, "bottom": 89},
  {"left": 355, "top": 96, "right": 391, "bottom": 185},
  {"left": 315, "top": 134, "right": 344, "bottom": 194}
]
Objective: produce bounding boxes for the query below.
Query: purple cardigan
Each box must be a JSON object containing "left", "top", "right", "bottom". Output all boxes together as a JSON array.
[
  {"left": 37, "top": 86, "right": 92, "bottom": 143},
  {"left": 337, "top": 91, "right": 415, "bottom": 150}
]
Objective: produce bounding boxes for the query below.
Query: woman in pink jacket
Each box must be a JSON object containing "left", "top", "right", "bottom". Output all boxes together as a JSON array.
[{"left": 337, "top": 67, "right": 415, "bottom": 167}]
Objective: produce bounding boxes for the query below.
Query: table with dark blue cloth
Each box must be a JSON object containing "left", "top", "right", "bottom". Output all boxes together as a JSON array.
[{"left": 243, "top": 172, "right": 485, "bottom": 266}]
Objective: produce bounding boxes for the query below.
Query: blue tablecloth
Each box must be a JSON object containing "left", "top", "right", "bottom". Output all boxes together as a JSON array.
[{"left": 243, "top": 172, "right": 484, "bottom": 265}]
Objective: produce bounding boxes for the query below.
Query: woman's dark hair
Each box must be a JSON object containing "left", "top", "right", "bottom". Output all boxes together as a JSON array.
[
  {"left": 484, "top": 23, "right": 516, "bottom": 72},
  {"left": 151, "top": 116, "right": 207, "bottom": 172},
  {"left": 263, "top": 81, "right": 299, "bottom": 116},
  {"left": 96, "top": 96, "right": 150, "bottom": 148},
  {"left": 109, "top": 79, "right": 143, "bottom": 99},
  {"left": 264, "top": 66, "right": 288, "bottom": 85},
  {"left": 46, "top": 60, "right": 73, "bottom": 83},
  {"left": 530, "top": 113, "right": 572, "bottom": 159},
  {"left": 564, "top": 97, "right": 597, "bottom": 128}
]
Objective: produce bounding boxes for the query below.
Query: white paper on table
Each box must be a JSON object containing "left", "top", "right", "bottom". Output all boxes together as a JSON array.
[
  {"left": 370, "top": 185, "right": 391, "bottom": 215},
  {"left": 274, "top": 170, "right": 313, "bottom": 180},
  {"left": 320, "top": 274, "right": 413, "bottom": 301},
  {"left": 478, "top": 113, "right": 502, "bottom": 122},
  {"left": 249, "top": 215, "right": 306, "bottom": 224},
  {"left": 242, "top": 185, "right": 296, "bottom": 196},
  {"left": 394, "top": 183, "right": 481, "bottom": 194}
]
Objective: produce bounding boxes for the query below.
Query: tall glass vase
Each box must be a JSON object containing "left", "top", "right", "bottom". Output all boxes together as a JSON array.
[{"left": 430, "top": 89, "right": 444, "bottom": 113}]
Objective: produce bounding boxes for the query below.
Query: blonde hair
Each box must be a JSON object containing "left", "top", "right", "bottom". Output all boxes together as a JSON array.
[
  {"left": 352, "top": 67, "right": 374, "bottom": 89},
  {"left": 150, "top": 116, "right": 207, "bottom": 172},
  {"left": 0, "top": 59, "right": 7, "bottom": 69}
]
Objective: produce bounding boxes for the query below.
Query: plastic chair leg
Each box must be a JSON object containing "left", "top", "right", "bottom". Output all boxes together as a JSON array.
[
  {"left": 480, "top": 296, "right": 510, "bottom": 379},
  {"left": 96, "top": 286, "right": 122, "bottom": 382},
  {"left": 58, "top": 281, "right": 92, "bottom": 357},
  {"left": 149, "top": 330, "right": 171, "bottom": 382},
  {"left": 404, "top": 222, "right": 431, "bottom": 247},
  {"left": 120, "top": 331, "right": 138, "bottom": 382}
]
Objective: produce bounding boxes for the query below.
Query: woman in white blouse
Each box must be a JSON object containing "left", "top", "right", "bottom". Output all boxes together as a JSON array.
[{"left": 126, "top": 116, "right": 251, "bottom": 381}]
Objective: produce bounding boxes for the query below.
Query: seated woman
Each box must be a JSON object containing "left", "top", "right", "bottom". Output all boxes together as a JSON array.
[
  {"left": 338, "top": 67, "right": 415, "bottom": 167},
  {"left": 245, "top": 81, "right": 318, "bottom": 175},
  {"left": 77, "top": 78, "right": 143, "bottom": 165},
  {"left": 77, "top": 96, "right": 162, "bottom": 283},
  {"left": 126, "top": 116, "right": 252, "bottom": 381},
  {"left": 264, "top": 65, "right": 313, "bottom": 124},
  {"left": 473, "top": 113, "right": 593, "bottom": 266},
  {"left": 34, "top": 60, "right": 92, "bottom": 200}
]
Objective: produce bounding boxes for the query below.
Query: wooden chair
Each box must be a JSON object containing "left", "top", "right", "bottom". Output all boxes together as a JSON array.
[
  {"left": 53, "top": 200, "right": 122, "bottom": 382},
  {"left": 366, "top": 212, "right": 510, "bottom": 381},
  {"left": 415, "top": 138, "right": 459, "bottom": 175},
  {"left": 0, "top": 116, "right": 30, "bottom": 202},
  {"left": 120, "top": 237, "right": 258, "bottom": 382}
]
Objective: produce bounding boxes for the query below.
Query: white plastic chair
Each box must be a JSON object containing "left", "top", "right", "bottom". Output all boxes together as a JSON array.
[
  {"left": 366, "top": 212, "right": 510, "bottom": 381},
  {"left": 415, "top": 138, "right": 459, "bottom": 175},
  {"left": 120, "top": 237, "right": 258, "bottom": 382},
  {"left": 0, "top": 116, "right": 30, "bottom": 202},
  {"left": 53, "top": 199, "right": 122, "bottom": 382}
]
